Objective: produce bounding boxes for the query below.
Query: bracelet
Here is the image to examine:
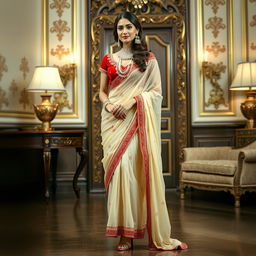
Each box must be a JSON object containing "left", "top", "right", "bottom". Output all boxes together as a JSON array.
[{"left": 103, "top": 100, "right": 111, "bottom": 112}]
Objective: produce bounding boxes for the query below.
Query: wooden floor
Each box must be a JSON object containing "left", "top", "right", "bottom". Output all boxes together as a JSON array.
[{"left": 0, "top": 186, "right": 256, "bottom": 256}]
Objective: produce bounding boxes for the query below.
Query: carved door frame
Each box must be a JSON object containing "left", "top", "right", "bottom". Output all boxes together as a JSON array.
[{"left": 87, "top": 0, "right": 190, "bottom": 192}]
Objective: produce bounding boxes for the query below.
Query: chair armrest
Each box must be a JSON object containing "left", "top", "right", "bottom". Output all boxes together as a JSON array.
[
  {"left": 183, "top": 146, "right": 232, "bottom": 161},
  {"left": 239, "top": 149, "right": 256, "bottom": 163}
]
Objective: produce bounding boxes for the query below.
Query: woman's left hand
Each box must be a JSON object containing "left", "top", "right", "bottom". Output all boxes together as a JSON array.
[{"left": 112, "top": 105, "right": 127, "bottom": 120}]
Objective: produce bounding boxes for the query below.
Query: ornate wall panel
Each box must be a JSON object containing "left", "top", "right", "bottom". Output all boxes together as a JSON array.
[
  {"left": 88, "top": 0, "right": 189, "bottom": 191},
  {"left": 243, "top": 0, "right": 256, "bottom": 61},
  {"left": 200, "top": 0, "right": 235, "bottom": 115},
  {"left": 0, "top": 0, "right": 86, "bottom": 127},
  {"left": 43, "top": 0, "right": 86, "bottom": 126},
  {"left": 191, "top": 0, "right": 247, "bottom": 125}
]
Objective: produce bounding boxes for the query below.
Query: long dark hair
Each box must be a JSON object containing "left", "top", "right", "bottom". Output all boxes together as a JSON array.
[{"left": 113, "top": 12, "right": 149, "bottom": 72}]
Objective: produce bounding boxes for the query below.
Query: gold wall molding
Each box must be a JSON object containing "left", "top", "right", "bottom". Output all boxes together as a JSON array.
[
  {"left": 19, "top": 57, "right": 30, "bottom": 80},
  {"left": 50, "top": 0, "right": 71, "bottom": 17},
  {"left": 0, "top": 55, "right": 8, "bottom": 81},
  {"left": 199, "top": 0, "right": 234, "bottom": 115},
  {"left": 206, "top": 16, "right": 226, "bottom": 38},
  {"left": 206, "top": 41, "right": 226, "bottom": 57},
  {"left": 205, "top": 0, "right": 225, "bottom": 14},
  {"left": 44, "top": 0, "right": 79, "bottom": 118},
  {"left": 50, "top": 19, "right": 71, "bottom": 41},
  {"left": 90, "top": 0, "right": 188, "bottom": 184}
]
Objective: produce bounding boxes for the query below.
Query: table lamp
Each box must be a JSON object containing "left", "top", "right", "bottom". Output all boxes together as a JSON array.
[
  {"left": 230, "top": 62, "right": 256, "bottom": 129},
  {"left": 27, "top": 66, "right": 65, "bottom": 131}
]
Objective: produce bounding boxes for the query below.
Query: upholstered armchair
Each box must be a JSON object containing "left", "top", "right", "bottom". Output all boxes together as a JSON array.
[{"left": 180, "top": 140, "right": 256, "bottom": 207}]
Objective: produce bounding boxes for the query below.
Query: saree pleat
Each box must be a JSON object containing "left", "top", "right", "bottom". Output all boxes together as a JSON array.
[{"left": 101, "top": 54, "right": 183, "bottom": 250}]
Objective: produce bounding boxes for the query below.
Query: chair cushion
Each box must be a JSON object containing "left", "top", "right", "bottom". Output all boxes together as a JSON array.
[{"left": 181, "top": 160, "right": 237, "bottom": 176}]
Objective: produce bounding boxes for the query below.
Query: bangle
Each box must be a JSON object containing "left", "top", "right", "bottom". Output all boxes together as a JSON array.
[{"left": 103, "top": 100, "right": 111, "bottom": 112}]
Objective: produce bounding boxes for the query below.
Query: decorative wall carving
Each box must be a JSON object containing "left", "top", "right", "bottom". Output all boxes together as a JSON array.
[
  {"left": 50, "top": 0, "right": 70, "bottom": 17},
  {"left": 0, "top": 55, "right": 8, "bottom": 81},
  {"left": 199, "top": 0, "right": 233, "bottom": 114},
  {"left": 205, "top": 0, "right": 225, "bottom": 14},
  {"left": 50, "top": 19, "right": 70, "bottom": 41},
  {"left": 19, "top": 89, "right": 30, "bottom": 110},
  {"left": 89, "top": 0, "right": 188, "bottom": 187},
  {"left": 19, "top": 57, "right": 29, "bottom": 80},
  {"left": 250, "top": 15, "right": 256, "bottom": 26},
  {"left": 50, "top": 45, "right": 70, "bottom": 60},
  {"left": 9, "top": 80, "right": 18, "bottom": 95},
  {"left": 251, "top": 42, "right": 256, "bottom": 50},
  {"left": 206, "top": 42, "right": 226, "bottom": 57},
  {"left": 206, "top": 16, "right": 226, "bottom": 38},
  {"left": 0, "top": 87, "right": 9, "bottom": 109}
]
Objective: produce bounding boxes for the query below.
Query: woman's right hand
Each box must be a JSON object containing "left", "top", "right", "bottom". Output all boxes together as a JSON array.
[{"left": 105, "top": 103, "right": 116, "bottom": 113}]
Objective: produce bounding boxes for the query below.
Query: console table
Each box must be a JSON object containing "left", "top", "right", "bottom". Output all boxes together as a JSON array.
[
  {"left": 235, "top": 128, "right": 256, "bottom": 148},
  {"left": 0, "top": 130, "right": 87, "bottom": 199}
]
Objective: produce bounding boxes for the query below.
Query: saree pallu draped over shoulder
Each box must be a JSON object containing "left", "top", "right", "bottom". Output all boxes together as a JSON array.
[{"left": 101, "top": 54, "right": 185, "bottom": 250}]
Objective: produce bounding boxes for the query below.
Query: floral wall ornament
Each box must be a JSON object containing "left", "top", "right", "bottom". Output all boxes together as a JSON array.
[
  {"left": 0, "top": 55, "right": 8, "bottom": 81},
  {"left": 19, "top": 88, "right": 30, "bottom": 110},
  {"left": 206, "top": 42, "right": 226, "bottom": 57},
  {"left": 9, "top": 80, "right": 18, "bottom": 95},
  {"left": 0, "top": 87, "right": 9, "bottom": 109},
  {"left": 202, "top": 61, "right": 227, "bottom": 109},
  {"left": 50, "top": 19, "right": 70, "bottom": 41},
  {"left": 19, "top": 57, "right": 29, "bottom": 80},
  {"left": 50, "top": 0, "right": 70, "bottom": 17},
  {"left": 50, "top": 45, "right": 70, "bottom": 60},
  {"left": 52, "top": 92, "right": 72, "bottom": 112},
  {"left": 250, "top": 15, "right": 256, "bottom": 27},
  {"left": 205, "top": 0, "right": 225, "bottom": 14},
  {"left": 251, "top": 42, "right": 256, "bottom": 50},
  {"left": 206, "top": 16, "right": 226, "bottom": 38}
]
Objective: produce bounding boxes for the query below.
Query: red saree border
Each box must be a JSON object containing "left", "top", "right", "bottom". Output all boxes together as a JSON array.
[
  {"left": 135, "top": 95, "right": 156, "bottom": 249},
  {"left": 106, "top": 226, "right": 146, "bottom": 239},
  {"left": 104, "top": 116, "right": 138, "bottom": 191}
]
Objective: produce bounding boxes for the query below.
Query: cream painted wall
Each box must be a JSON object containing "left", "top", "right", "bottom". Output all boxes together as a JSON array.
[{"left": 0, "top": 0, "right": 87, "bottom": 127}]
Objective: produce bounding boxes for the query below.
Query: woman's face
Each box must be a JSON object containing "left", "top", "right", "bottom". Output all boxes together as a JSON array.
[{"left": 117, "top": 18, "right": 138, "bottom": 46}]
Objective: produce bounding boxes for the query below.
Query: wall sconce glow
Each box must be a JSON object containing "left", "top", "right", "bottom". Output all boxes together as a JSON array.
[
  {"left": 58, "top": 53, "right": 77, "bottom": 86},
  {"left": 26, "top": 66, "right": 65, "bottom": 131}
]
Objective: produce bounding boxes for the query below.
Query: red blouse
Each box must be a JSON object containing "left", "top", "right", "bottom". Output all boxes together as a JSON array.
[
  {"left": 99, "top": 53, "right": 155, "bottom": 85},
  {"left": 99, "top": 54, "right": 123, "bottom": 85}
]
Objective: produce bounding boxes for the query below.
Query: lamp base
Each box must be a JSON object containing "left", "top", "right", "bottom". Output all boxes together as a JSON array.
[
  {"left": 240, "top": 91, "right": 256, "bottom": 129},
  {"left": 33, "top": 94, "right": 58, "bottom": 132}
]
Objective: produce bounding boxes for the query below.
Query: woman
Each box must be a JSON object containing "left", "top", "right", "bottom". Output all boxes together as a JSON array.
[{"left": 99, "top": 11, "right": 187, "bottom": 251}]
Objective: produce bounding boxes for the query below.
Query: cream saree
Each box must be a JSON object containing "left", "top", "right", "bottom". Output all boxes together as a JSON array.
[{"left": 101, "top": 54, "right": 183, "bottom": 250}]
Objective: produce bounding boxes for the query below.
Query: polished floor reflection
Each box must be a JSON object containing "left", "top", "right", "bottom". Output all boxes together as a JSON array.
[{"left": 0, "top": 188, "right": 256, "bottom": 256}]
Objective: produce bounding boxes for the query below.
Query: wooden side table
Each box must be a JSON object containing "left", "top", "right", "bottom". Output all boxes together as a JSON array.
[
  {"left": 0, "top": 130, "right": 87, "bottom": 199},
  {"left": 235, "top": 128, "right": 256, "bottom": 148}
]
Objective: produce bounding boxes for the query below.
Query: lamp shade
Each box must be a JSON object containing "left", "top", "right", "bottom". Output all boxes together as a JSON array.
[
  {"left": 230, "top": 62, "right": 256, "bottom": 90},
  {"left": 27, "top": 66, "right": 65, "bottom": 92}
]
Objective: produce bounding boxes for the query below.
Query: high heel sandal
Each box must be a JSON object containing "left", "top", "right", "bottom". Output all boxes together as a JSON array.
[{"left": 117, "top": 238, "right": 133, "bottom": 251}]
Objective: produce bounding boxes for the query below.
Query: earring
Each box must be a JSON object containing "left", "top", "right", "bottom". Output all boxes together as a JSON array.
[{"left": 135, "top": 34, "right": 141, "bottom": 44}]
